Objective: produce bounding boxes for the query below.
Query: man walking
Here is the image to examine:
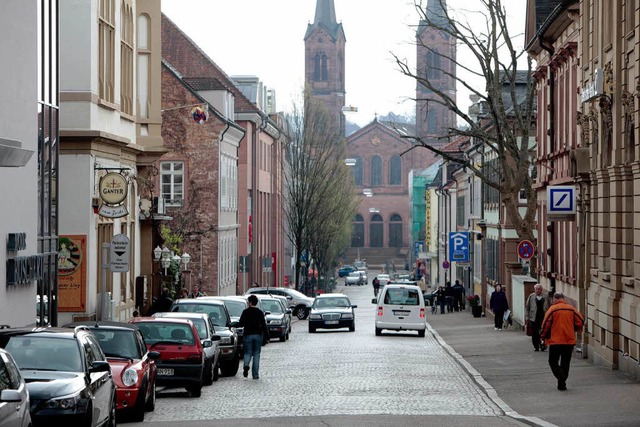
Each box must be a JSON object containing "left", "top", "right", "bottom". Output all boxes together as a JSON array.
[
  {"left": 541, "top": 292, "right": 584, "bottom": 391},
  {"left": 525, "top": 284, "right": 550, "bottom": 351},
  {"left": 237, "top": 294, "right": 268, "bottom": 380},
  {"left": 452, "top": 279, "right": 465, "bottom": 311}
]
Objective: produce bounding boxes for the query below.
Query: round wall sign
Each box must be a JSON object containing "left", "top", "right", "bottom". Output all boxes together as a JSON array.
[
  {"left": 517, "top": 240, "right": 535, "bottom": 260},
  {"left": 99, "top": 172, "right": 128, "bottom": 205},
  {"left": 442, "top": 260, "right": 450, "bottom": 269}
]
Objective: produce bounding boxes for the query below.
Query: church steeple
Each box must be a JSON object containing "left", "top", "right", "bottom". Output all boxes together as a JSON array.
[
  {"left": 304, "top": 0, "right": 346, "bottom": 135},
  {"left": 426, "top": 0, "right": 449, "bottom": 28}
]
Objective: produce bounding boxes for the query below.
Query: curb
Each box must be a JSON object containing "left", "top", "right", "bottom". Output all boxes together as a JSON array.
[{"left": 426, "top": 322, "right": 557, "bottom": 427}]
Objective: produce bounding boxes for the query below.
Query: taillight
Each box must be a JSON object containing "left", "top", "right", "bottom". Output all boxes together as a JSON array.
[
  {"left": 420, "top": 308, "right": 425, "bottom": 318},
  {"left": 188, "top": 353, "right": 203, "bottom": 364},
  {"left": 377, "top": 307, "right": 383, "bottom": 316}
]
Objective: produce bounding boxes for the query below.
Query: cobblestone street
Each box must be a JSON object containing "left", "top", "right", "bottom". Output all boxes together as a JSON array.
[{"left": 141, "top": 281, "right": 509, "bottom": 424}]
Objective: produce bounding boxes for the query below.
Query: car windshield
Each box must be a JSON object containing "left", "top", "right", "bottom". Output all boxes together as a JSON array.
[
  {"left": 92, "top": 329, "right": 141, "bottom": 359},
  {"left": 172, "top": 303, "right": 227, "bottom": 326},
  {"left": 221, "top": 300, "right": 246, "bottom": 318},
  {"left": 136, "top": 322, "right": 196, "bottom": 345},
  {"left": 284, "top": 289, "right": 306, "bottom": 299},
  {"left": 4, "top": 336, "right": 82, "bottom": 372},
  {"left": 262, "top": 299, "right": 283, "bottom": 314},
  {"left": 314, "top": 297, "right": 350, "bottom": 308}
]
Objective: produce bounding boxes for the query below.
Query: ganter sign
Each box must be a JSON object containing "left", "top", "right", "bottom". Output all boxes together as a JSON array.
[{"left": 98, "top": 172, "right": 129, "bottom": 218}]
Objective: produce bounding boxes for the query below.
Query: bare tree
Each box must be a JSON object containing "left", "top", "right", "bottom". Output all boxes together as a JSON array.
[
  {"left": 394, "top": 0, "right": 536, "bottom": 241},
  {"left": 283, "top": 89, "right": 359, "bottom": 291}
]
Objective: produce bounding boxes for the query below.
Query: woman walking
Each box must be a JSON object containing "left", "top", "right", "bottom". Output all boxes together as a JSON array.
[{"left": 490, "top": 284, "right": 509, "bottom": 330}]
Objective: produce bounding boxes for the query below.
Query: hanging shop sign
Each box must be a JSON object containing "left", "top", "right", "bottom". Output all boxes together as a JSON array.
[{"left": 98, "top": 172, "right": 129, "bottom": 218}]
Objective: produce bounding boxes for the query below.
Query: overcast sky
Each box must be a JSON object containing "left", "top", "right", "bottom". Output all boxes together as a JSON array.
[{"left": 161, "top": 0, "right": 528, "bottom": 128}]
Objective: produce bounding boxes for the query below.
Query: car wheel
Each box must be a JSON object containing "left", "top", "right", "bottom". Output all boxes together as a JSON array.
[
  {"left": 220, "top": 355, "right": 240, "bottom": 377},
  {"left": 295, "top": 307, "right": 308, "bottom": 320},
  {"left": 375, "top": 327, "right": 382, "bottom": 336},
  {"left": 203, "top": 359, "right": 214, "bottom": 386},
  {"left": 349, "top": 322, "right": 355, "bottom": 332},
  {"left": 212, "top": 360, "right": 219, "bottom": 382},
  {"left": 145, "top": 381, "right": 156, "bottom": 412},
  {"left": 308, "top": 325, "right": 316, "bottom": 333},
  {"left": 279, "top": 332, "right": 286, "bottom": 342},
  {"left": 187, "top": 382, "right": 202, "bottom": 398},
  {"left": 418, "top": 329, "right": 426, "bottom": 338},
  {"left": 131, "top": 384, "right": 147, "bottom": 422},
  {"left": 285, "top": 330, "right": 290, "bottom": 340}
]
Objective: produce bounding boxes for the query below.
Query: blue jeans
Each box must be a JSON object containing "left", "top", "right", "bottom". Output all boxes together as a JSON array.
[{"left": 243, "top": 334, "right": 262, "bottom": 379}]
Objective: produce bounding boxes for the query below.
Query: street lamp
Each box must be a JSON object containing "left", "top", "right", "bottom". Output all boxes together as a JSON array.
[
  {"left": 181, "top": 252, "right": 192, "bottom": 291},
  {"left": 160, "top": 246, "right": 171, "bottom": 274}
]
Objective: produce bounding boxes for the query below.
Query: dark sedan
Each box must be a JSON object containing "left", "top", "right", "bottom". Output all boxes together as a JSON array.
[{"left": 308, "top": 293, "right": 357, "bottom": 332}]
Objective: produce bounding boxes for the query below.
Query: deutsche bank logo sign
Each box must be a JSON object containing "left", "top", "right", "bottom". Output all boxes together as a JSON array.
[
  {"left": 449, "top": 232, "right": 469, "bottom": 263},
  {"left": 547, "top": 185, "right": 576, "bottom": 216}
]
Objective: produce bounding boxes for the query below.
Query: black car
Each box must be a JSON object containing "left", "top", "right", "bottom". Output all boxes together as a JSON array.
[
  {"left": 169, "top": 299, "right": 240, "bottom": 377},
  {"left": 256, "top": 296, "right": 292, "bottom": 342},
  {"left": 308, "top": 293, "right": 357, "bottom": 333},
  {"left": 198, "top": 296, "right": 248, "bottom": 354},
  {"left": 0, "top": 326, "right": 116, "bottom": 427}
]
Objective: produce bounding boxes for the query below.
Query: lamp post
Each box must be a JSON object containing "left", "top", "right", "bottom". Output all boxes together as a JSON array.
[
  {"left": 181, "top": 252, "right": 191, "bottom": 292},
  {"left": 156, "top": 246, "right": 170, "bottom": 294}
]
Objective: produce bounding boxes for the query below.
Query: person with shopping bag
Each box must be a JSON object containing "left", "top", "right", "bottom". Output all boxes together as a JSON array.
[{"left": 489, "top": 284, "right": 509, "bottom": 330}]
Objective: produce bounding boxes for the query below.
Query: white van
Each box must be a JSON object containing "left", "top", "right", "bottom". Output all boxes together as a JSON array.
[{"left": 372, "top": 284, "right": 426, "bottom": 337}]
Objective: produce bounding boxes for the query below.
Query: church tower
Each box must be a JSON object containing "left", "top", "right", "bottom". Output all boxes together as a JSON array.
[
  {"left": 416, "top": 0, "right": 457, "bottom": 148},
  {"left": 304, "top": 0, "right": 346, "bottom": 135}
]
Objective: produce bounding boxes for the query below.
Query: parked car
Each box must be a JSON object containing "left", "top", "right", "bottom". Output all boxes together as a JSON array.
[
  {"left": 345, "top": 271, "right": 364, "bottom": 286},
  {"left": 376, "top": 274, "right": 391, "bottom": 287},
  {"left": 64, "top": 320, "right": 159, "bottom": 422},
  {"left": 255, "top": 295, "right": 292, "bottom": 342},
  {"left": 152, "top": 312, "right": 221, "bottom": 385},
  {"left": 197, "top": 295, "right": 248, "bottom": 354},
  {"left": 308, "top": 293, "right": 357, "bottom": 332},
  {"left": 0, "top": 348, "right": 31, "bottom": 427},
  {"left": 130, "top": 317, "right": 205, "bottom": 397},
  {"left": 338, "top": 265, "right": 355, "bottom": 277},
  {"left": 244, "top": 287, "right": 314, "bottom": 320},
  {"left": 0, "top": 326, "right": 116, "bottom": 426},
  {"left": 169, "top": 299, "right": 240, "bottom": 376},
  {"left": 373, "top": 283, "right": 426, "bottom": 337},
  {"left": 423, "top": 289, "right": 438, "bottom": 306},
  {"left": 267, "top": 294, "right": 293, "bottom": 336}
]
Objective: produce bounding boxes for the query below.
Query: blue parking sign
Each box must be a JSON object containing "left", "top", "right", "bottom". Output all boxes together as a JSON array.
[{"left": 449, "top": 232, "right": 469, "bottom": 263}]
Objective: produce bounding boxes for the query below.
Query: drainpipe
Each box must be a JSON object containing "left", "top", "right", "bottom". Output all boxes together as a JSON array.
[
  {"left": 435, "top": 187, "right": 442, "bottom": 286},
  {"left": 540, "top": 39, "right": 557, "bottom": 298}
]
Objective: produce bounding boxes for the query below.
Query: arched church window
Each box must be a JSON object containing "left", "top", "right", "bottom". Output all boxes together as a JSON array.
[
  {"left": 389, "top": 155, "right": 401, "bottom": 185},
  {"left": 389, "top": 214, "right": 403, "bottom": 247},
  {"left": 370, "top": 214, "right": 383, "bottom": 247},
  {"left": 353, "top": 156, "right": 363, "bottom": 186},
  {"left": 370, "top": 155, "right": 382, "bottom": 186},
  {"left": 352, "top": 214, "right": 364, "bottom": 247}
]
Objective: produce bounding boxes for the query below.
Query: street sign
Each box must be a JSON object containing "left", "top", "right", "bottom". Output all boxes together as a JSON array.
[
  {"left": 414, "top": 241, "right": 424, "bottom": 258},
  {"left": 109, "top": 234, "right": 130, "bottom": 272},
  {"left": 448, "top": 232, "right": 469, "bottom": 263},
  {"left": 442, "top": 260, "right": 450, "bottom": 269},
  {"left": 517, "top": 240, "right": 535, "bottom": 260},
  {"left": 547, "top": 185, "right": 576, "bottom": 216},
  {"left": 239, "top": 255, "right": 250, "bottom": 273}
]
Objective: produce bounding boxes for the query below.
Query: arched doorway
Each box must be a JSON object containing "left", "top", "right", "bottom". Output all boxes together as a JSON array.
[
  {"left": 370, "top": 213, "right": 383, "bottom": 247},
  {"left": 389, "top": 213, "right": 403, "bottom": 247}
]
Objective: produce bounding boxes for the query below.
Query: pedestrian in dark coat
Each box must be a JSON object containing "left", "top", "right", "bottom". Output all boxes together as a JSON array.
[
  {"left": 444, "top": 282, "right": 454, "bottom": 312},
  {"left": 452, "top": 280, "right": 465, "bottom": 311},
  {"left": 149, "top": 287, "right": 173, "bottom": 315},
  {"left": 238, "top": 294, "right": 268, "bottom": 380},
  {"left": 489, "top": 284, "right": 509, "bottom": 330},
  {"left": 436, "top": 286, "right": 446, "bottom": 314}
]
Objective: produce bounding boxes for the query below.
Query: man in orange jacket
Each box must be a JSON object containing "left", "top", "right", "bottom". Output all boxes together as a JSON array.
[{"left": 540, "top": 292, "right": 584, "bottom": 391}]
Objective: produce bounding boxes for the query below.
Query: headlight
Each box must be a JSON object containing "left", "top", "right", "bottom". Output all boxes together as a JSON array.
[
  {"left": 341, "top": 313, "right": 354, "bottom": 319},
  {"left": 308, "top": 314, "right": 321, "bottom": 320},
  {"left": 45, "top": 391, "right": 82, "bottom": 410},
  {"left": 122, "top": 368, "right": 138, "bottom": 387},
  {"left": 219, "top": 336, "right": 232, "bottom": 344},
  {"left": 269, "top": 319, "right": 282, "bottom": 325}
]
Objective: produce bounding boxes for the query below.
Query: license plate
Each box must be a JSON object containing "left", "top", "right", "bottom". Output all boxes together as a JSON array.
[
  {"left": 157, "top": 368, "right": 174, "bottom": 376},
  {"left": 325, "top": 320, "right": 339, "bottom": 325},
  {"left": 393, "top": 310, "right": 410, "bottom": 316}
]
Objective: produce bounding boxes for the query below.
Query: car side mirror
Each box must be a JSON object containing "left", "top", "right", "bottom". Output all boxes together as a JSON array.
[
  {"left": 0, "top": 389, "right": 21, "bottom": 403},
  {"left": 230, "top": 321, "right": 240, "bottom": 328},
  {"left": 264, "top": 311, "right": 271, "bottom": 316},
  {"left": 371, "top": 298, "right": 377, "bottom": 304},
  {"left": 285, "top": 309, "right": 292, "bottom": 315},
  {"left": 211, "top": 335, "right": 221, "bottom": 341},
  {"left": 90, "top": 360, "right": 111, "bottom": 373},
  {"left": 352, "top": 305, "right": 358, "bottom": 309},
  {"left": 147, "top": 351, "right": 160, "bottom": 360},
  {"left": 202, "top": 340, "right": 213, "bottom": 348},
  {"left": 287, "top": 296, "right": 292, "bottom": 300}
]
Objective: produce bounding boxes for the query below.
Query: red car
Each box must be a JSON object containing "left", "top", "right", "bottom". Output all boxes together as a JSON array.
[
  {"left": 65, "top": 320, "right": 159, "bottom": 422},
  {"left": 130, "top": 317, "right": 206, "bottom": 397}
]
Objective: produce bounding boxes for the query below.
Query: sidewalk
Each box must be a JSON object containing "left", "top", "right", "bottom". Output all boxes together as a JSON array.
[{"left": 427, "top": 308, "right": 640, "bottom": 427}]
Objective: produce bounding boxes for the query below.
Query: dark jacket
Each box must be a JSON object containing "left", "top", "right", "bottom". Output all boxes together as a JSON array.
[
  {"left": 238, "top": 306, "right": 268, "bottom": 336},
  {"left": 452, "top": 283, "right": 465, "bottom": 297},
  {"left": 150, "top": 294, "right": 173, "bottom": 315},
  {"left": 490, "top": 290, "right": 509, "bottom": 312}
]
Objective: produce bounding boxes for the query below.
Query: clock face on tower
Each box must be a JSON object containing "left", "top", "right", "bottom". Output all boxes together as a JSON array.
[{"left": 371, "top": 135, "right": 381, "bottom": 146}]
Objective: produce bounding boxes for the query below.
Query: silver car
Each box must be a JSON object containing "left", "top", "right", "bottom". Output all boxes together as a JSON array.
[{"left": 0, "top": 348, "right": 31, "bottom": 427}]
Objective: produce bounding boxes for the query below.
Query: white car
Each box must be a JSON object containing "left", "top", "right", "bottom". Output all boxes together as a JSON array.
[
  {"left": 373, "top": 283, "right": 426, "bottom": 337},
  {"left": 376, "top": 274, "right": 390, "bottom": 287},
  {"left": 345, "top": 271, "right": 364, "bottom": 286}
]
